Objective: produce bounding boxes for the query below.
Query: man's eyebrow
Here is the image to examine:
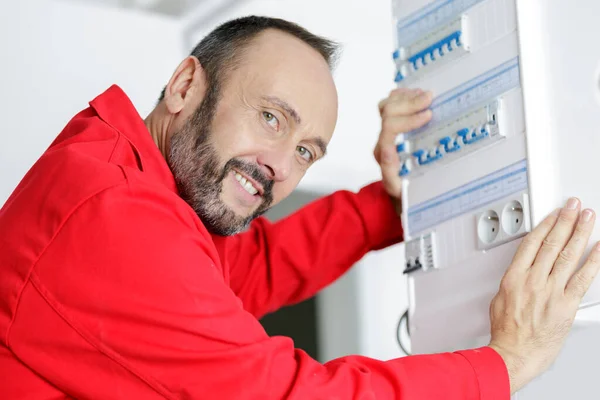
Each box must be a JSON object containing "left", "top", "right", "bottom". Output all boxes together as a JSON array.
[
  {"left": 262, "top": 96, "right": 302, "bottom": 125},
  {"left": 307, "top": 137, "right": 328, "bottom": 157}
]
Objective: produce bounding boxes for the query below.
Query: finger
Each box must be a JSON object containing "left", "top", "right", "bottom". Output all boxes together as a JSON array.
[
  {"left": 377, "top": 111, "right": 431, "bottom": 171},
  {"left": 380, "top": 110, "right": 432, "bottom": 145},
  {"left": 373, "top": 143, "right": 381, "bottom": 164},
  {"left": 508, "top": 210, "right": 559, "bottom": 272},
  {"left": 378, "top": 88, "right": 414, "bottom": 108},
  {"left": 380, "top": 91, "right": 433, "bottom": 118},
  {"left": 380, "top": 146, "right": 402, "bottom": 197},
  {"left": 378, "top": 88, "right": 422, "bottom": 115},
  {"left": 390, "top": 87, "right": 416, "bottom": 97},
  {"left": 565, "top": 241, "right": 600, "bottom": 302},
  {"left": 551, "top": 209, "right": 596, "bottom": 286},
  {"left": 373, "top": 138, "right": 396, "bottom": 164},
  {"left": 530, "top": 198, "right": 581, "bottom": 280}
]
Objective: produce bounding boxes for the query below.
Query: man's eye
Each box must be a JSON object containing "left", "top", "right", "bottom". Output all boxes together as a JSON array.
[
  {"left": 297, "top": 146, "right": 313, "bottom": 162},
  {"left": 262, "top": 111, "right": 280, "bottom": 130}
]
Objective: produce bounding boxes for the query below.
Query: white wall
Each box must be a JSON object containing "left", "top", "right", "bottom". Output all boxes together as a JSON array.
[
  {"left": 515, "top": 324, "right": 600, "bottom": 400},
  {"left": 0, "top": 0, "right": 183, "bottom": 205}
]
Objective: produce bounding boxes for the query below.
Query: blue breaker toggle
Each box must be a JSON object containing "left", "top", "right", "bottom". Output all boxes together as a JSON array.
[
  {"left": 413, "top": 148, "right": 443, "bottom": 166},
  {"left": 439, "top": 136, "right": 461, "bottom": 153},
  {"left": 400, "top": 162, "right": 411, "bottom": 177},
  {"left": 420, "top": 148, "right": 444, "bottom": 165},
  {"left": 395, "top": 71, "right": 405, "bottom": 83},
  {"left": 458, "top": 126, "right": 489, "bottom": 145},
  {"left": 409, "top": 31, "right": 462, "bottom": 70}
]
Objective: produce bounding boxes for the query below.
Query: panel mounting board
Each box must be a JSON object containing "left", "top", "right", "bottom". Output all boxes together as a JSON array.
[{"left": 391, "top": 0, "right": 600, "bottom": 356}]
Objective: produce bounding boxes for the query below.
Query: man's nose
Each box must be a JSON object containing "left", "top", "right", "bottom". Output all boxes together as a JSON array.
[{"left": 256, "top": 146, "right": 294, "bottom": 182}]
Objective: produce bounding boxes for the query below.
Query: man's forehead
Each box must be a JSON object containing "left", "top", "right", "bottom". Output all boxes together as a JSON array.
[
  {"left": 238, "top": 30, "right": 332, "bottom": 80},
  {"left": 227, "top": 29, "right": 339, "bottom": 139}
]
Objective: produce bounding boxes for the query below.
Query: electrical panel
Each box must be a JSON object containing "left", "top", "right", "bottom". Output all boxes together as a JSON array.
[{"left": 391, "top": 0, "right": 600, "bottom": 362}]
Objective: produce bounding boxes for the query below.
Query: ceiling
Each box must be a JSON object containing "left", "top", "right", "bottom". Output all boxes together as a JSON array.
[{"left": 67, "top": 0, "right": 225, "bottom": 17}]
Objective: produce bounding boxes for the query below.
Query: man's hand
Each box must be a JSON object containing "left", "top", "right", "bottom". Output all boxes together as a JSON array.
[
  {"left": 488, "top": 198, "right": 600, "bottom": 394},
  {"left": 375, "top": 88, "right": 432, "bottom": 204}
]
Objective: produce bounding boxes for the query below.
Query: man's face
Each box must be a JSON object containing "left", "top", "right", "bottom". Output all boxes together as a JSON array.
[{"left": 168, "top": 30, "right": 338, "bottom": 236}]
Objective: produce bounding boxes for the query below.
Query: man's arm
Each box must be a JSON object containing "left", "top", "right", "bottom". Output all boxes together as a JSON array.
[
  {"left": 220, "top": 180, "right": 403, "bottom": 319},
  {"left": 7, "top": 183, "right": 509, "bottom": 399}
]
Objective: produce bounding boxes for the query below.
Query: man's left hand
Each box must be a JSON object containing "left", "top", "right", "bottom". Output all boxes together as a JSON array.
[{"left": 374, "top": 88, "right": 433, "bottom": 211}]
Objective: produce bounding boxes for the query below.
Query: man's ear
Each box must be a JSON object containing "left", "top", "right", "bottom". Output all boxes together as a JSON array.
[{"left": 163, "top": 56, "right": 207, "bottom": 115}]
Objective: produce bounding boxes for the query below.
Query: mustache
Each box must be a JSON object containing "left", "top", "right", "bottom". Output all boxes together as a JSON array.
[{"left": 220, "top": 158, "right": 274, "bottom": 197}]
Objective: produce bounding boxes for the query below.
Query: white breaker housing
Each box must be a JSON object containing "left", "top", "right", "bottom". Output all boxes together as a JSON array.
[
  {"left": 396, "top": 88, "right": 524, "bottom": 178},
  {"left": 393, "top": 0, "right": 517, "bottom": 86}
]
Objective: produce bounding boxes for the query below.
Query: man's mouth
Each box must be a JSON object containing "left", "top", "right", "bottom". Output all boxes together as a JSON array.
[{"left": 234, "top": 170, "right": 260, "bottom": 196}]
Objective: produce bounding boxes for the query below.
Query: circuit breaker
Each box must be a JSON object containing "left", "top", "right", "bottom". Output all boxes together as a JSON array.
[{"left": 392, "top": 0, "right": 600, "bottom": 358}]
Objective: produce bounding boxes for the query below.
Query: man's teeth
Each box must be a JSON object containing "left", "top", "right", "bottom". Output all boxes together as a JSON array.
[{"left": 234, "top": 172, "right": 259, "bottom": 195}]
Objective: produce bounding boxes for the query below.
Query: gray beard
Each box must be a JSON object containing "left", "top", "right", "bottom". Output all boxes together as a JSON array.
[{"left": 167, "top": 87, "right": 274, "bottom": 236}]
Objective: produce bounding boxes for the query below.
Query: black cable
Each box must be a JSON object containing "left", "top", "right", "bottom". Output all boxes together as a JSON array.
[{"left": 396, "top": 309, "right": 412, "bottom": 356}]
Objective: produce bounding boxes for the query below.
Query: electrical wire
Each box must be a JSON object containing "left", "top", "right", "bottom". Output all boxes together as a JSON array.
[{"left": 396, "top": 309, "right": 412, "bottom": 356}]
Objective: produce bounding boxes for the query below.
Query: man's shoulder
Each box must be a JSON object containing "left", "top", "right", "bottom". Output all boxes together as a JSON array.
[
  {"left": 8, "top": 108, "right": 130, "bottom": 215},
  {"left": 6, "top": 102, "right": 175, "bottom": 218},
  {"left": 0, "top": 105, "right": 198, "bottom": 261}
]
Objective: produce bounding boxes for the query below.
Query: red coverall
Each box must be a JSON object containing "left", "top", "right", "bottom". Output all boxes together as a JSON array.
[{"left": 0, "top": 85, "right": 509, "bottom": 399}]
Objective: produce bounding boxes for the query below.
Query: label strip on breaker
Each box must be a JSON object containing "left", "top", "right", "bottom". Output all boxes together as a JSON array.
[
  {"left": 396, "top": 0, "right": 485, "bottom": 47},
  {"left": 405, "top": 57, "right": 521, "bottom": 140},
  {"left": 407, "top": 159, "right": 528, "bottom": 235}
]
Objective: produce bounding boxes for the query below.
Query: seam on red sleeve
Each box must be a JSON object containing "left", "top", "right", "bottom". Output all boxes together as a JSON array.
[
  {"left": 456, "top": 351, "right": 483, "bottom": 399},
  {"left": 5, "top": 182, "right": 127, "bottom": 347},
  {"left": 26, "top": 271, "right": 176, "bottom": 400},
  {"left": 456, "top": 347, "right": 511, "bottom": 400}
]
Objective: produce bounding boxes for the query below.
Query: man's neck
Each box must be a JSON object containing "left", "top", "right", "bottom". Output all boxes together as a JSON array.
[{"left": 144, "top": 109, "right": 171, "bottom": 160}]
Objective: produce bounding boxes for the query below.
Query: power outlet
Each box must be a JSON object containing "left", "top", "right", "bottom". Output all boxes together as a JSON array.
[
  {"left": 404, "top": 232, "right": 438, "bottom": 274},
  {"left": 477, "top": 210, "right": 500, "bottom": 244},
  {"left": 475, "top": 192, "right": 531, "bottom": 250}
]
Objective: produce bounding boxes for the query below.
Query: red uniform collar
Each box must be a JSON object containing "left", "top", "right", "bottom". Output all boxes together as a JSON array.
[{"left": 89, "top": 84, "right": 178, "bottom": 193}]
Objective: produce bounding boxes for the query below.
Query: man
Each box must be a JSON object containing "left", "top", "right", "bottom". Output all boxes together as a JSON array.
[{"left": 0, "top": 15, "right": 598, "bottom": 399}]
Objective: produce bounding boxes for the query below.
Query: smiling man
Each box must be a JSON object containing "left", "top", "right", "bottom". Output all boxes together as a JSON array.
[
  {"left": 156, "top": 21, "right": 338, "bottom": 237},
  {"left": 1, "top": 15, "right": 599, "bottom": 400}
]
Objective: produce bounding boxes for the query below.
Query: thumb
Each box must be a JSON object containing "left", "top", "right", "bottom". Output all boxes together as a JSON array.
[{"left": 380, "top": 145, "right": 402, "bottom": 198}]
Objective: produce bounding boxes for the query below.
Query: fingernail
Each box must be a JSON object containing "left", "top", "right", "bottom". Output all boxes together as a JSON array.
[
  {"left": 583, "top": 209, "right": 595, "bottom": 222},
  {"left": 566, "top": 198, "right": 579, "bottom": 210},
  {"left": 420, "top": 109, "right": 433, "bottom": 118}
]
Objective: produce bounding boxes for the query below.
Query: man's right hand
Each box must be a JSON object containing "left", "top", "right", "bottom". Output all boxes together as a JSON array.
[{"left": 488, "top": 198, "right": 600, "bottom": 394}]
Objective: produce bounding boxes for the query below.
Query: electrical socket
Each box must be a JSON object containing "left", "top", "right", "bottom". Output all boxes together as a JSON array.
[
  {"left": 477, "top": 210, "right": 500, "bottom": 244},
  {"left": 475, "top": 192, "right": 531, "bottom": 250}
]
